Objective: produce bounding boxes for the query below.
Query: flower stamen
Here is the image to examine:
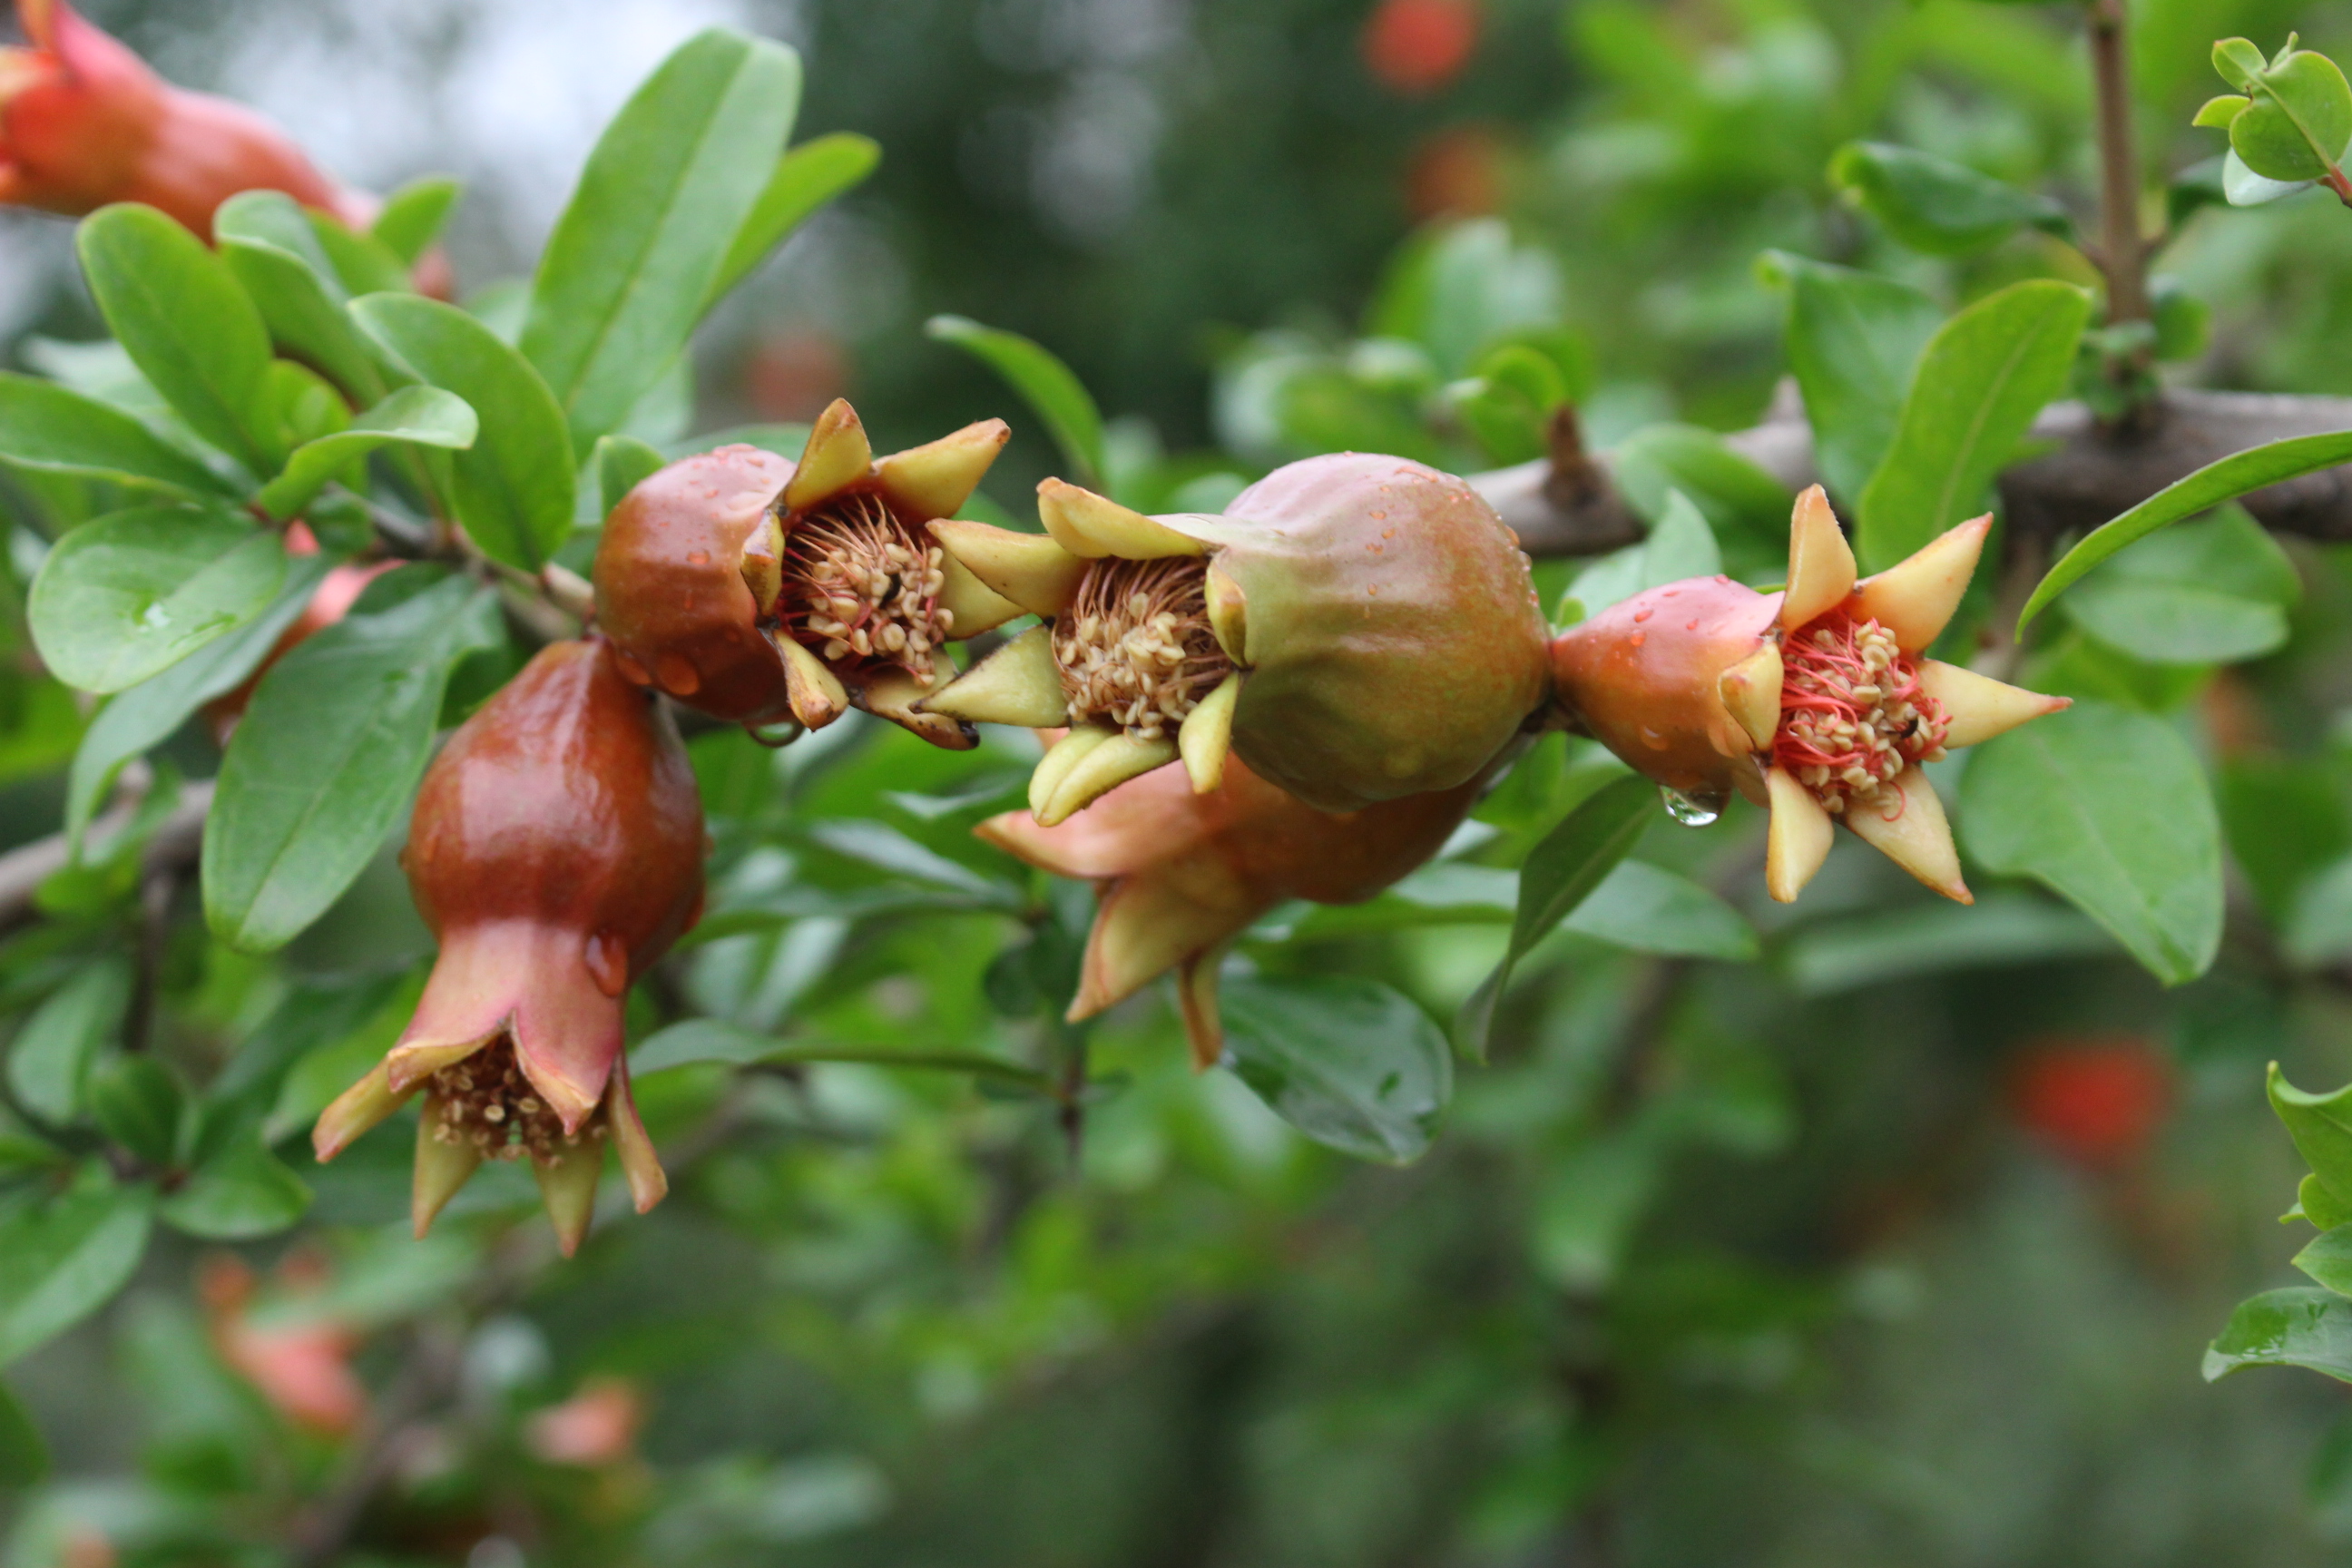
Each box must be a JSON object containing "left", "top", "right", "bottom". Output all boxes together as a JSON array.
[
  {"left": 429, "top": 1038, "right": 599, "bottom": 1162},
  {"left": 1054, "top": 557, "right": 1233, "bottom": 742},
  {"left": 779, "top": 492, "right": 951, "bottom": 685},
  {"left": 1773, "top": 612, "right": 1949, "bottom": 817}
]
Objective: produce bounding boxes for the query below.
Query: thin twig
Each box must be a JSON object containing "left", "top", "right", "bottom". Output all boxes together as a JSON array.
[{"left": 2088, "top": 0, "right": 2151, "bottom": 329}]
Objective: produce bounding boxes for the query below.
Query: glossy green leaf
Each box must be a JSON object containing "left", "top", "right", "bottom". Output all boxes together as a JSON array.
[
  {"left": 926, "top": 315, "right": 1105, "bottom": 486},
  {"left": 2301, "top": 1174, "right": 2352, "bottom": 1231},
  {"left": 1857, "top": 279, "right": 2089, "bottom": 571},
  {"left": 2270, "top": 1063, "right": 2352, "bottom": 1213},
  {"left": 2213, "top": 38, "right": 2270, "bottom": 92},
  {"left": 64, "top": 553, "right": 338, "bottom": 849},
  {"left": 2020, "top": 429, "right": 2352, "bottom": 629},
  {"left": 1565, "top": 858, "right": 1757, "bottom": 960},
  {"left": 203, "top": 571, "right": 501, "bottom": 953},
  {"left": 255, "top": 386, "right": 477, "bottom": 520},
  {"left": 158, "top": 1134, "right": 312, "bottom": 1240},
  {"left": 0, "top": 1380, "right": 46, "bottom": 1486},
  {"left": 0, "top": 1171, "right": 153, "bottom": 1366},
  {"left": 705, "top": 132, "right": 881, "bottom": 308},
  {"left": 75, "top": 204, "right": 275, "bottom": 473},
  {"left": 0, "top": 373, "right": 235, "bottom": 498},
  {"left": 309, "top": 213, "right": 412, "bottom": 298},
  {"left": 371, "top": 175, "right": 463, "bottom": 265},
  {"left": 521, "top": 29, "right": 801, "bottom": 450},
  {"left": 2059, "top": 507, "right": 2298, "bottom": 664},
  {"left": 2229, "top": 49, "right": 2352, "bottom": 181},
  {"left": 1220, "top": 975, "right": 1453, "bottom": 1164},
  {"left": 2205, "top": 1288, "right": 2352, "bottom": 1383},
  {"left": 1829, "top": 142, "right": 2073, "bottom": 256},
  {"left": 1456, "top": 772, "right": 1654, "bottom": 1057},
  {"left": 1563, "top": 489, "right": 1720, "bottom": 620},
  {"left": 6, "top": 961, "right": 131, "bottom": 1125},
  {"left": 87, "top": 1055, "right": 184, "bottom": 1168},
  {"left": 1759, "top": 252, "right": 1940, "bottom": 504},
  {"left": 2221, "top": 147, "right": 2312, "bottom": 205},
  {"left": 595, "top": 433, "right": 668, "bottom": 518},
  {"left": 1958, "top": 701, "right": 2222, "bottom": 985},
  {"left": 2296, "top": 1225, "right": 2352, "bottom": 1296},
  {"left": 28, "top": 505, "right": 286, "bottom": 694},
  {"left": 352, "top": 294, "right": 576, "bottom": 569},
  {"left": 216, "top": 191, "right": 389, "bottom": 405},
  {"left": 2194, "top": 94, "right": 2250, "bottom": 129}
]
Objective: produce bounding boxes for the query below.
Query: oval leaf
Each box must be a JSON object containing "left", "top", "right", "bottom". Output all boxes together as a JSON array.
[
  {"left": 1957, "top": 700, "right": 2222, "bottom": 985},
  {"left": 1221, "top": 975, "right": 1453, "bottom": 1164},
  {"left": 1759, "top": 251, "right": 1940, "bottom": 505},
  {"left": 2205, "top": 1287, "right": 2352, "bottom": 1383},
  {"left": 256, "top": 386, "right": 478, "bottom": 520},
  {"left": 0, "top": 1171, "right": 154, "bottom": 1366},
  {"left": 705, "top": 132, "right": 881, "bottom": 309},
  {"left": 0, "top": 372, "right": 236, "bottom": 498},
  {"left": 1829, "top": 142, "right": 2073, "bottom": 256},
  {"left": 352, "top": 295, "right": 576, "bottom": 569},
  {"left": 30, "top": 505, "right": 287, "bottom": 694},
  {"left": 158, "top": 1134, "right": 312, "bottom": 1240},
  {"left": 926, "top": 314, "right": 1105, "bottom": 486}
]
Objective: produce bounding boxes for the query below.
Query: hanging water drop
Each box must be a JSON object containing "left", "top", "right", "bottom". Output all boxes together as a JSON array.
[{"left": 1660, "top": 785, "right": 1724, "bottom": 827}]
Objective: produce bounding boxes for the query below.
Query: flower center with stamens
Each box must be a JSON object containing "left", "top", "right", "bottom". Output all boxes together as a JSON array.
[
  {"left": 427, "top": 1037, "right": 598, "bottom": 1163},
  {"left": 1772, "top": 612, "right": 1949, "bottom": 816},
  {"left": 778, "top": 492, "right": 951, "bottom": 684},
  {"left": 1054, "top": 556, "right": 1233, "bottom": 742}
]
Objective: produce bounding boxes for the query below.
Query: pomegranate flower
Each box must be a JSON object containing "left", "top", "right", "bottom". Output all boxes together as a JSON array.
[
  {"left": 979, "top": 741, "right": 1489, "bottom": 1068},
  {"left": 0, "top": 0, "right": 368, "bottom": 235},
  {"left": 311, "top": 639, "right": 705, "bottom": 1256},
  {"left": 593, "top": 402, "right": 1021, "bottom": 745},
  {"left": 925, "top": 452, "right": 1551, "bottom": 820},
  {"left": 1549, "top": 485, "right": 2069, "bottom": 904}
]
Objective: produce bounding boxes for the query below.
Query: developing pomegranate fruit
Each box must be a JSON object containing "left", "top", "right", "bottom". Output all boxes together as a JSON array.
[
  {"left": 979, "top": 738, "right": 1496, "bottom": 1068},
  {"left": 925, "top": 452, "right": 1550, "bottom": 819},
  {"left": 593, "top": 401, "right": 1022, "bottom": 745},
  {"left": 1548, "top": 485, "right": 2070, "bottom": 904},
  {"left": 310, "top": 638, "right": 705, "bottom": 1255}
]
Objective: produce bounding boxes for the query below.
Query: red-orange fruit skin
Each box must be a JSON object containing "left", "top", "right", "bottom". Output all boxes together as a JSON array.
[
  {"left": 1547, "top": 575, "right": 1780, "bottom": 803},
  {"left": 592, "top": 445, "right": 795, "bottom": 726}
]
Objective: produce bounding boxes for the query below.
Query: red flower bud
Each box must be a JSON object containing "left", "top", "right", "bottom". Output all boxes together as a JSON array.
[
  {"left": 979, "top": 739, "right": 1492, "bottom": 1068},
  {"left": 593, "top": 401, "right": 1018, "bottom": 747},
  {"left": 927, "top": 453, "right": 1550, "bottom": 821},
  {"left": 312, "top": 638, "right": 704, "bottom": 1256},
  {"left": 0, "top": 0, "right": 368, "bottom": 235},
  {"left": 1550, "top": 485, "right": 2070, "bottom": 904}
]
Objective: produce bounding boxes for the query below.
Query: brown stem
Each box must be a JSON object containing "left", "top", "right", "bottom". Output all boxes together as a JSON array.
[{"left": 2088, "top": 0, "right": 2151, "bottom": 328}]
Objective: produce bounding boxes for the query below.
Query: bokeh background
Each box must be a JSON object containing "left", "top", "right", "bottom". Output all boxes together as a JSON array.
[{"left": 15, "top": 0, "right": 2352, "bottom": 1563}]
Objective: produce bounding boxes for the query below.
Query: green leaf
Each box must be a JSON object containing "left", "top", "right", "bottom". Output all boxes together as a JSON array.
[
  {"left": 2221, "top": 147, "right": 2313, "bottom": 206},
  {"left": 1958, "top": 701, "right": 2222, "bottom": 985},
  {"left": 1455, "top": 773, "right": 1654, "bottom": 1058},
  {"left": 255, "top": 387, "right": 477, "bottom": 520},
  {"left": 627, "top": 1021, "right": 1049, "bottom": 1088},
  {"left": 1829, "top": 142, "right": 2073, "bottom": 256},
  {"left": 6, "top": 961, "right": 131, "bottom": 1125},
  {"left": 308, "top": 213, "right": 413, "bottom": 299},
  {"left": 1605, "top": 423, "right": 1791, "bottom": 573},
  {"left": 0, "top": 372, "right": 236, "bottom": 498},
  {"left": 705, "top": 132, "right": 881, "bottom": 309},
  {"left": 2270, "top": 1063, "right": 2352, "bottom": 1212},
  {"left": 2058, "top": 507, "right": 2298, "bottom": 664},
  {"left": 2213, "top": 38, "right": 2270, "bottom": 92},
  {"left": 1563, "top": 489, "right": 1720, "bottom": 620},
  {"left": 371, "top": 175, "right": 464, "bottom": 265},
  {"left": 1758, "top": 252, "right": 1940, "bottom": 504},
  {"left": 2297, "top": 1225, "right": 2352, "bottom": 1296},
  {"left": 2205, "top": 1288, "right": 2352, "bottom": 1383},
  {"left": 2020, "top": 430, "right": 2352, "bottom": 629},
  {"left": 2286, "top": 855, "right": 2352, "bottom": 967},
  {"left": 2194, "top": 93, "right": 2250, "bottom": 129},
  {"left": 595, "top": 433, "right": 668, "bottom": 519},
  {"left": 1856, "top": 279, "right": 2090, "bottom": 571},
  {"left": 2304, "top": 1173, "right": 2352, "bottom": 1230},
  {"left": 0, "top": 1171, "right": 153, "bottom": 1366},
  {"left": 1782, "top": 893, "right": 2113, "bottom": 995},
  {"left": 0, "top": 1380, "right": 47, "bottom": 1487},
  {"left": 64, "top": 552, "right": 339, "bottom": 849},
  {"left": 1565, "top": 859, "right": 1757, "bottom": 960},
  {"left": 203, "top": 571, "right": 500, "bottom": 953},
  {"left": 28, "top": 505, "right": 287, "bottom": 694},
  {"left": 216, "top": 191, "right": 389, "bottom": 405},
  {"left": 87, "top": 1055, "right": 185, "bottom": 1168},
  {"left": 158, "top": 1133, "right": 311, "bottom": 1240},
  {"left": 1220, "top": 975, "right": 1453, "bottom": 1164},
  {"left": 75, "top": 204, "right": 276, "bottom": 474},
  {"left": 351, "top": 294, "right": 576, "bottom": 569},
  {"left": 926, "top": 315, "right": 1105, "bottom": 486},
  {"left": 2229, "top": 48, "right": 2352, "bottom": 182},
  {"left": 521, "top": 29, "right": 801, "bottom": 450}
]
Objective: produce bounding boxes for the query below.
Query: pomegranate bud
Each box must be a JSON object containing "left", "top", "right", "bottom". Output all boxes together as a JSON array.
[
  {"left": 1550, "top": 485, "right": 2070, "bottom": 907},
  {"left": 310, "top": 639, "right": 704, "bottom": 1256}
]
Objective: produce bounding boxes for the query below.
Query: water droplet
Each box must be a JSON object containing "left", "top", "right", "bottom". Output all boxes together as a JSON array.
[
  {"left": 1638, "top": 726, "right": 1669, "bottom": 750},
  {"left": 612, "top": 650, "right": 652, "bottom": 686},
  {"left": 138, "top": 602, "right": 171, "bottom": 632},
  {"left": 1632, "top": 607, "right": 1653, "bottom": 623},
  {"left": 686, "top": 549, "right": 710, "bottom": 566},
  {"left": 1628, "top": 631, "right": 1646, "bottom": 649},
  {"left": 655, "top": 653, "right": 701, "bottom": 695},
  {"left": 1660, "top": 786, "right": 1726, "bottom": 827},
  {"left": 583, "top": 933, "right": 630, "bottom": 997}
]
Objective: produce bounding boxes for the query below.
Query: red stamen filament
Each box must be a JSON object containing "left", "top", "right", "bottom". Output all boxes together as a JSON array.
[{"left": 1772, "top": 612, "right": 1948, "bottom": 818}]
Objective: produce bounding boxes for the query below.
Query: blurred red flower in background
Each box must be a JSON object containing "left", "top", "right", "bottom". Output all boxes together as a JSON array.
[
  {"left": 1362, "top": 0, "right": 1480, "bottom": 96},
  {"left": 199, "top": 1255, "right": 368, "bottom": 1437},
  {"left": 2007, "top": 1035, "right": 2175, "bottom": 1171},
  {"left": 1405, "top": 123, "right": 1504, "bottom": 219},
  {"left": 525, "top": 1377, "right": 645, "bottom": 1469}
]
